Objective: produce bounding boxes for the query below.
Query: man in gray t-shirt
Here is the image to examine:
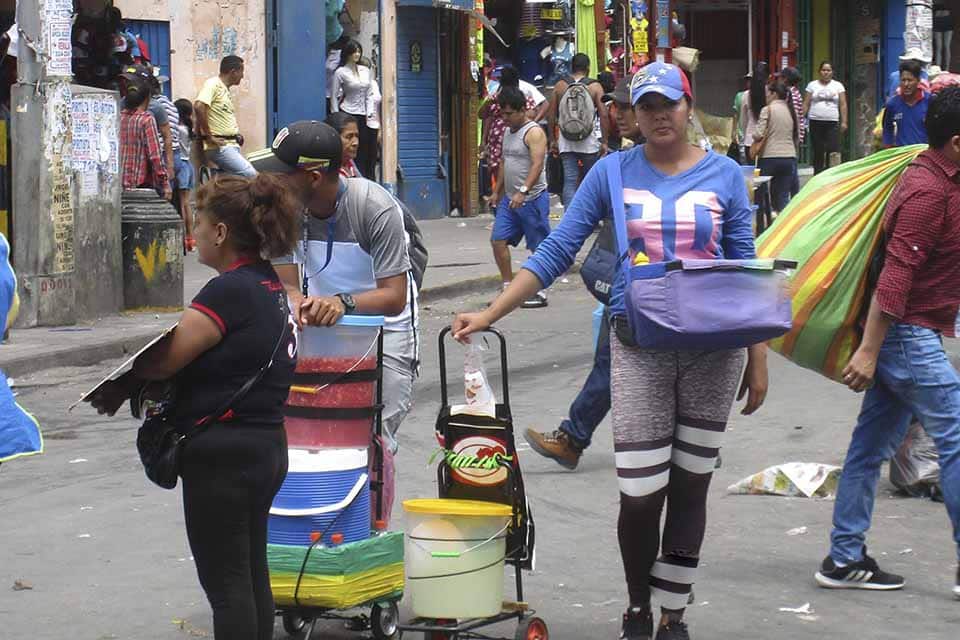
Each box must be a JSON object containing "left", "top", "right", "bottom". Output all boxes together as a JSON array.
[{"left": 250, "top": 120, "right": 409, "bottom": 328}]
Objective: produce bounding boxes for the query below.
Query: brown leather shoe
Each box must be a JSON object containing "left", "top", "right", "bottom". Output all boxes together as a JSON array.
[{"left": 523, "top": 428, "right": 582, "bottom": 470}]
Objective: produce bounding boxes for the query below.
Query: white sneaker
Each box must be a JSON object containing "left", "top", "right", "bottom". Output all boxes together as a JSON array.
[{"left": 521, "top": 291, "right": 548, "bottom": 309}]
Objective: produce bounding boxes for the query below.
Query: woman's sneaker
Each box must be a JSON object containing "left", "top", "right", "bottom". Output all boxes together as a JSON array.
[
  {"left": 953, "top": 565, "right": 960, "bottom": 600},
  {"left": 814, "top": 553, "right": 905, "bottom": 590},
  {"left": 655, "top": 622, "right": 690, "bottom": 640},
  {"left": 619, "top": 606, "right": 653, "bottom": 640}
]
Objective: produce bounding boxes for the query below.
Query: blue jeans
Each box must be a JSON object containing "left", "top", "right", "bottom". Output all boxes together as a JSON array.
[
  {"left": 559, "top": 308, "right": 611, "bottom": 449},
  {"left": 205, "top": 145, "right": 256, "bottom": 177},
  {"left": 830, "top": 324, "right": 960, "bottom": 564},
  {"left": 560, "top": 151, "right": 600, "bottom": 208}
]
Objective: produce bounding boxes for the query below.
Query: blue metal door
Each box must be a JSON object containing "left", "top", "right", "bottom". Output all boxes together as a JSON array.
[
  {"left": 266, "top": 0, "right": 327, "bottom": 142},
  {"left": 396, "top": 7, "right": 447, "bottom": 219},
  {"left": 125, "top": 19, "right": 171, "bottom": 99}
]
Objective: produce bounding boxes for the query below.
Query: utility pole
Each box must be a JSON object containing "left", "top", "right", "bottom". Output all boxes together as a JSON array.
[{"left": 12, "top": 0, "right": 77, "bottom": 327}]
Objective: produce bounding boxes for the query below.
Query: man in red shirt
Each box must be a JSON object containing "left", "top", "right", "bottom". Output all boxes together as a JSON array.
[
  {"left": 119, "top": 74, "right": 170, "bottom": 199},
  {"left": 814, "top": 87, "right": 960, "bottom": 599}
]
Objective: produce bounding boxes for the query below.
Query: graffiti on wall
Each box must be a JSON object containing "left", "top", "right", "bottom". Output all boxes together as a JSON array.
[{"left": 195, "top": 26, "right": 259, "bottom": 61}]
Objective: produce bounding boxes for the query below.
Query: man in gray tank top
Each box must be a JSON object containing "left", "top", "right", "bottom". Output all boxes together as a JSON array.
[{"left": 490, "top": 86, "right": 551, "bottom": 308}]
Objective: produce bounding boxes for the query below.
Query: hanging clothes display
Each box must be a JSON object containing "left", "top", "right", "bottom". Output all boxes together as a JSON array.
[{"left": 577, "top": 0, "right": 599, "bottom": 77}]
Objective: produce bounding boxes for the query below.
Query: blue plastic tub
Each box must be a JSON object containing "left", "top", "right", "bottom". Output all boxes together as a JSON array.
[{"left": 268, "top": 448, "right": 370, "bottom": 546}]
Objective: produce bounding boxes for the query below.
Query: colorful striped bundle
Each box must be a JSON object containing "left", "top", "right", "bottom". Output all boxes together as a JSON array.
[
  {"left": 756, "top": 145, "right": 925, "bottom": 382},
  {"left": 268, "top": 532, "right": 403, "bottom": 609}
]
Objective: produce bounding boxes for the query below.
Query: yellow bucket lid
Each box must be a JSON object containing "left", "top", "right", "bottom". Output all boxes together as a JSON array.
[{"left": 403, "top": 498, "right": 512, "bottom": 518}]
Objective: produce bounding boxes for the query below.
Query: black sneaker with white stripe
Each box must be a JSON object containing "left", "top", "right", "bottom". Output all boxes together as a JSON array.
[{"left": 814, "top": 553, "right": 905, "bottom": 590}]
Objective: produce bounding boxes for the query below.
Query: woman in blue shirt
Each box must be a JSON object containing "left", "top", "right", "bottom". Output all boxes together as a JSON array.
[{"left": 454, "top": 63, "right": 769, "bottom": 640}]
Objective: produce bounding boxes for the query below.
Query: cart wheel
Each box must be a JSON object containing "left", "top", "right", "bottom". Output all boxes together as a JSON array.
[
  {"left": 515, "top": 617, "right": 548, "bottom": 640},
  {"left": 282, "top": 612, "right": 308, "bottom": 636},
  {"left": 371, "top": 602, "right": 399, "bottom": 639}
]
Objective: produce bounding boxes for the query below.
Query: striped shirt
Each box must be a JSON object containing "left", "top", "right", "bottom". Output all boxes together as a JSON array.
[{"left": 152, "top": 94, "right": 180, "bottom": 151}]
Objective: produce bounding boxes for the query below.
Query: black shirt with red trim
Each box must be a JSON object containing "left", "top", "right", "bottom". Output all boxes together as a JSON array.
[{"left": 176, "top": 259, "right": 296, "bottom": 427}]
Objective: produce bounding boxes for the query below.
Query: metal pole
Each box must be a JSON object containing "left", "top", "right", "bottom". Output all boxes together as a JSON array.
[
  {"left": 748, "top": 0, "right": 754, "bottom": 72},
  {"left": 380, "top": 0, "right": 398, "bottom": 193}
]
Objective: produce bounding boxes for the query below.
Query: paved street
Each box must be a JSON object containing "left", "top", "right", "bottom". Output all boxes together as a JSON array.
[{"left": 2, "top": 282, "right": 959, "bottom": 640}]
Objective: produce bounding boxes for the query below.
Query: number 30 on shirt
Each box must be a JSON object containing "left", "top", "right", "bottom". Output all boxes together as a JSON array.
[{"left": 622, "top": 189, "right": 722, "bottom": 263}]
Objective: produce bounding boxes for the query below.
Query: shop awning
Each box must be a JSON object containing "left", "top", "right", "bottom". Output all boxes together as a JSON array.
[{"left": 431, "top": 0, "right": 509, "bottom": 47}]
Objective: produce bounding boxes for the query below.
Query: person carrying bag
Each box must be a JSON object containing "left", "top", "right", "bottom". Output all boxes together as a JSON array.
[
  {"left": 451, "top": 63, "right": 778, "bottom": 640},
  {"left": 86, "top": 173, "right": 300, "bottom": 640}
]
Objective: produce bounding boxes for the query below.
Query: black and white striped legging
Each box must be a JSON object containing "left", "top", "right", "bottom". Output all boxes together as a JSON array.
[{"left": 610, "top": 335, "right": 745, "bottom": 612}]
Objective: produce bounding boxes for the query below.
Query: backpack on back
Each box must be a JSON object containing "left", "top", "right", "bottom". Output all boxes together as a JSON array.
[
  {"left": 390, "top": 195, "right": 429, "bottom": 291},
  {"left": 558, "top": 78, "right": 596, "bottom": 142}
]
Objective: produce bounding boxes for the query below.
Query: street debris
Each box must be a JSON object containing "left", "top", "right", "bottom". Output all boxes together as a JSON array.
[
  {"left": 786, "top": 526, "right": 809, "bottom": 536},
  {"left": 172, "top": 619, "right": 209, "bottom": 637},
  {"left": 899, "top": 548, "right": 913, "bottom": 555},
  {"left": 12, "top": 579, "right": 32, "bottom": 591},
  {"left": 560, "top": 277, "right": 569, "bottom": 284},
  {"left": 728, "top": 462, "right": 841, "bottom": 498},
  {"left": 779, "top": 603, "right": 813, "bottom": 615},
  {"left": 68, "top": 458, "right": 88, "bottom": 464},
  {"left": 80, "top": 506, "right": 93, "bottom": 511},
  {"left": 77, "top": 533, "right": 91, "bottom": 539}
]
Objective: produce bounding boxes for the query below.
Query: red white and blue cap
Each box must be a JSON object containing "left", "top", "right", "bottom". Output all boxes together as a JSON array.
[{"left": 630, "top": 62, "right": 694, "bottom": 104}]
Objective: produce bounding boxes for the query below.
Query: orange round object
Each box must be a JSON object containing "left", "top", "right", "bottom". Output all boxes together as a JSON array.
[{"left": 331, "top": 532, "right": 344, "bottom": 545}]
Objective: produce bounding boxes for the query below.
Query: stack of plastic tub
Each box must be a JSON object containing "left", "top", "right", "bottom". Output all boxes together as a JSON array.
[
  {"left": 267, "top": 316, "right": 405, "bottom": 612},
  {"left": 268, "top": 315, "right": 384, "bottom": 548}
]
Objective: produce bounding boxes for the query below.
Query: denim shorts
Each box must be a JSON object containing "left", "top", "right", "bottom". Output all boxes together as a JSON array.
[
  {"left": 491, "top": 191, "right": 551, "bottom": 251},
  {"left": 175, "top": 156, "right": 195, "bottom": 190}
]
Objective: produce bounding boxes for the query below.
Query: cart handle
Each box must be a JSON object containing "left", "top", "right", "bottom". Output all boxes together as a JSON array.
[
  {"left": 268, "top": 473, "right": 368, "bottom": 517},
  {"left": 438, "top": 325, "right": 510, "bottom": 410}
]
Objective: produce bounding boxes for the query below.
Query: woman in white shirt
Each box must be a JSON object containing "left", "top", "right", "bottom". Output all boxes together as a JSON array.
[
  {"left": 331, "top": 40, "right": 378, "bottom": 179},
  {"left": 803, "top": 61, "right": 848, "bottom": 174}
]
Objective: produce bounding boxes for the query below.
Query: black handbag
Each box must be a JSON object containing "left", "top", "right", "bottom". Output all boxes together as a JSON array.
[
  {"left": 580, "top": 221, "right": 618, "bottom": 305},
  {"left": 135, "top": 318, "right": 288, "bottom": 490}
]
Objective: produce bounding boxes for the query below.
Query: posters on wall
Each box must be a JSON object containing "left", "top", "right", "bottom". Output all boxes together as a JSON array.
[
  {"left": 44, "top": 0, "right": 74, "bottom": 78},
  {"left": 70, "top": 94, "right": 119, "bottom": 197}
]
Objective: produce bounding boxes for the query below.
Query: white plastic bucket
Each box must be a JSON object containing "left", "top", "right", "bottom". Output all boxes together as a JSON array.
[{"left": 403, "top": 498, "right": 512, "bottom": 619}]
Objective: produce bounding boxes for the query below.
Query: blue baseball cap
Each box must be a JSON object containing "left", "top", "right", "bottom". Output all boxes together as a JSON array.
[{"left": 630, "top": 62, "right": 694, "bottom": 105}]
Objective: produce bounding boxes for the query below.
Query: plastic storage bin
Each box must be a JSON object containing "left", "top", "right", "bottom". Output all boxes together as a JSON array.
[
  {"left": 268, "top": 448, "right": 371, "bottom": 546},
  {"left": 285, "top": 315, "right": 384, "bottom": 450}
]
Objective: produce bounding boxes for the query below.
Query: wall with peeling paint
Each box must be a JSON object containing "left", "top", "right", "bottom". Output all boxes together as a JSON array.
[{"left": 115, "top": 0, "right": 268, "bottom": 150}]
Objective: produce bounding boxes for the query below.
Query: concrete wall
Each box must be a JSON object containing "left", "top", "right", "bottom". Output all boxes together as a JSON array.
[{"left": 115, "top": 0, "right": 269, "bottom": 151}]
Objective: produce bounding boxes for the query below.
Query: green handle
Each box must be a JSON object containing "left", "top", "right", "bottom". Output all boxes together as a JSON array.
[{"left": 430, "top": 551, "right": 462, "bottom": 558}]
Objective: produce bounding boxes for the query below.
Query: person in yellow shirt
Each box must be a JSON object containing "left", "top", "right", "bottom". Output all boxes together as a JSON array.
[{"left": 194, "top": 55, "right": 255, "bottom": 177}]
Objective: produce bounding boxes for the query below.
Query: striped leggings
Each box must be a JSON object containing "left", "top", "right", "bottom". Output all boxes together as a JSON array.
[{"left": 610, "top": 336, "right": 745, "bottom": 611}]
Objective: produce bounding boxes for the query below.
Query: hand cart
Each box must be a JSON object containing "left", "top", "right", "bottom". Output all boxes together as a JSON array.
[
  {"left": 396, "top": 327, "right": 548, "bottom": 640},
  {"left": 272, "top": 326, "right": 403, "bottom": 640}
]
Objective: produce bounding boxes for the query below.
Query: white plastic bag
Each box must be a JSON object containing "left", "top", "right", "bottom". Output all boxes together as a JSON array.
[
  {"left": 451, "top": 338, "right": 497, "bottom": 418},
  {"left": 890, "top": 422, "right": 941, "bottom": 498}
]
